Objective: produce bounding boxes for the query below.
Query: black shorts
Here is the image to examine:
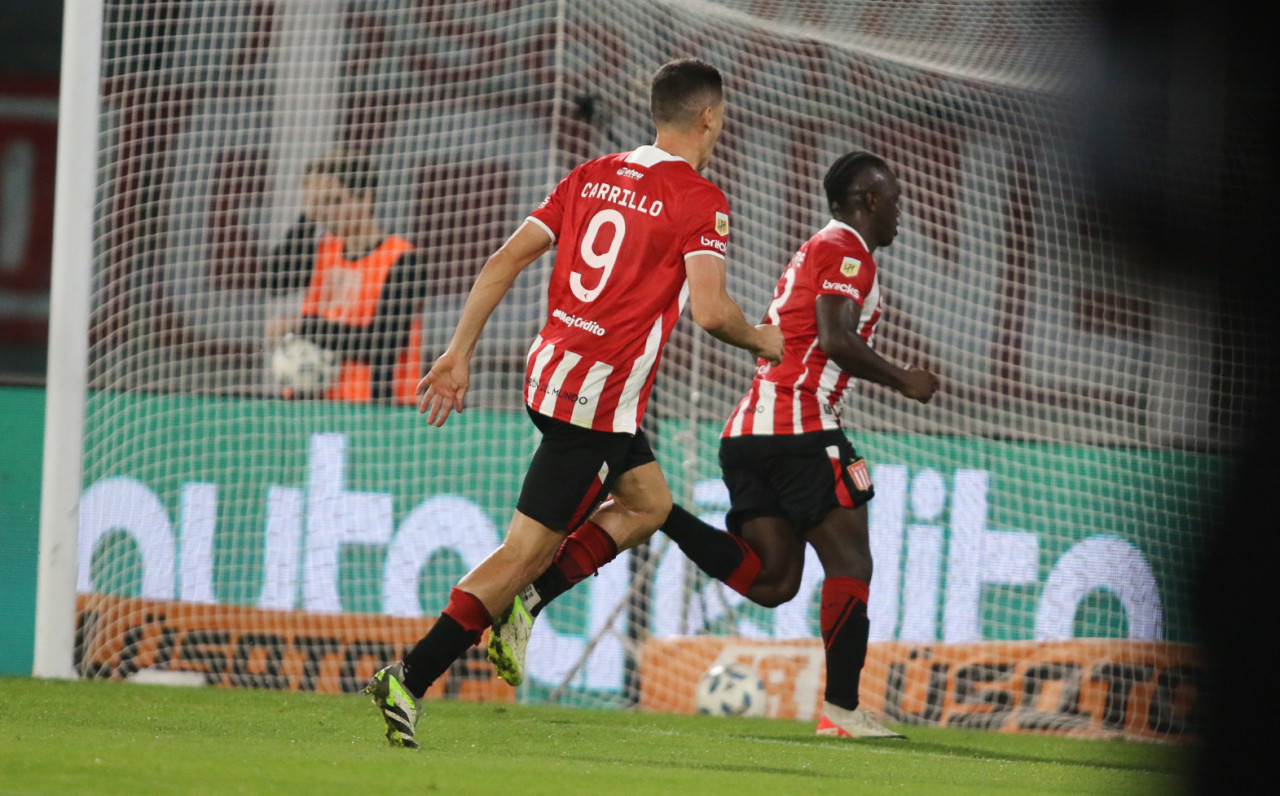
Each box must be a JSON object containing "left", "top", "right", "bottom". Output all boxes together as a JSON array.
[
  {"left": 516, "top": 408, "right": 657, "bottom": 532},
  {"left": 718, "top": 430, "right": 874, "bottom": 535}
]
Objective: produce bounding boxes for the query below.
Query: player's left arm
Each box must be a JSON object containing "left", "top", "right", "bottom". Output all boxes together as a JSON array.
[{"left": 815, "top": 294, "right": 939, "bottom": 403}]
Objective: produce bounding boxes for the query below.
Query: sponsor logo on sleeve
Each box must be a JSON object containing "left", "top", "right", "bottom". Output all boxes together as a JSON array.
[
  {"left": 821, "top": 279, "right": 862, "bottom": 300},
  {"left": 840, "top": 256, "right": 861, "bottom": 277},
  {"left": 715, "top": 212, "right": 729, "bottom": 237}
]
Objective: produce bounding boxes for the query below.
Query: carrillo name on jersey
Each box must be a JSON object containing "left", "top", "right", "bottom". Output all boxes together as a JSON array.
[{"left": 579, "top": 181, "right": 664, "bottom": 217}]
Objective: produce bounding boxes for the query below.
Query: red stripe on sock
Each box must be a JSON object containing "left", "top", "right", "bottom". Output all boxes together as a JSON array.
[
  {"left": 555, "top": 521, "right": 619, "bottom": 584},
  {"left": 723, "top": 535, "right": 763, "bottom": 596},
  {"left": 820, "top": 576, "right": 869, "bottom": 649},
  {"left": 443, "top": 588, "right": 492, "bottom": 636}
]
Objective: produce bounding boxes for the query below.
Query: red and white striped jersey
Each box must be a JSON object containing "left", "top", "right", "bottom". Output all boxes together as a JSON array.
[
  {"left": 525, "top": 145, "right": 730, "bottom": 434},
  {"left": 723, "top": 219, "right": 883, "bottom": 438}
]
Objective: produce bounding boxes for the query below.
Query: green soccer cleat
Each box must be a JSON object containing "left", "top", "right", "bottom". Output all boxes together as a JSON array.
[
  {"left": 364, "top": 661, "right": 422, "bottom": 749},
  {"left": 488, "top": 585, "right": 537, "bottom": 687}
]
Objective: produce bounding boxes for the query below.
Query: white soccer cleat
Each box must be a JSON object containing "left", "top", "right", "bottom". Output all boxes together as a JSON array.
[
  {"left": 815, "top": 701, "right": 906, "bottom": 739},
  {"left": 487, "top": 584, "right": 538, "bottom": 687}
]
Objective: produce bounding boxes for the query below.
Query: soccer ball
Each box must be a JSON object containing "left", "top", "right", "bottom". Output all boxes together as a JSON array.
[
  {"left": 270, "top": 334, "right": 338, "bottom": 397},
  {"left": 694, "top": 662, "right": 767, "bottom": 718}
]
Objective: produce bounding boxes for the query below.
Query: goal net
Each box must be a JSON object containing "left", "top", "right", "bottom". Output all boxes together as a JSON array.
[{"left": 51, "top": 0, "right": 1243, "bottom": 740}]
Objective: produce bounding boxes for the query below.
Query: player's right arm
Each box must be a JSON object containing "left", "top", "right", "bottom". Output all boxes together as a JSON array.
[
  {"left": 418, "top": 220, "right": 553, "bottom": 426},
  {"left": 815, "top": 294, "right": 939, "bottom": 403},
  {"left": 685, "top": 253, "right": 784, "bottom": 365}
]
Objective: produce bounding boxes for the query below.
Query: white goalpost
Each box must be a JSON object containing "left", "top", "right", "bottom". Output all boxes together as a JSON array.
[
  {"left": 38, "top": 0, "right": 1243, "bottom": 741},
  {"left": 34, "top": 0, "right": 104, "bottom": 680}
]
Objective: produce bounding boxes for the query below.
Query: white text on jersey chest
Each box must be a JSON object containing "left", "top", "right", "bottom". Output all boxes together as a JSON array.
[{"left": 581, "top": 181, "right": 664, "bottom": 217}]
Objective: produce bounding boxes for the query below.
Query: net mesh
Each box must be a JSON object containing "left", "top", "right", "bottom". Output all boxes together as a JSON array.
[{"left": 70, "top": 0, "right": 1238, "bottom": 738}]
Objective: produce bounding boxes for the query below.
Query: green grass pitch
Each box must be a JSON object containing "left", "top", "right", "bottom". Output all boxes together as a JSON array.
[{"left": 0, "top": 677, "right": 1185, "bottom": 794}]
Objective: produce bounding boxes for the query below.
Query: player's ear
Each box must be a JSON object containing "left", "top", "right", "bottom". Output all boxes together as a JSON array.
[
  {"left": 698, "top": 103, "right": 717, "bottom": 130},
  {"left": 696, "top": 105, "right": 710, "bottom": 130}
]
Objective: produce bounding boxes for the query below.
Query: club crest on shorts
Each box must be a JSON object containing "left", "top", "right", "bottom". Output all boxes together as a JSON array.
[
  {"left": 847, "top": 458, "right": 872, "bottom": 491},
  {"left": 840, "top": 256, "right": 861, "bottom": 277},
  {"left": 715, "top": 212, "right": 729, "bottom": 236}
]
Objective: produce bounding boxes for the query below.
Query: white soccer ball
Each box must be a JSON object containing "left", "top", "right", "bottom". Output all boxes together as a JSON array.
[
  {"left": 270, "top": 334, "right": 338, "bottom": 397},
  {"left": 695, "top": 662, "right": 767, "bottom": 718}
]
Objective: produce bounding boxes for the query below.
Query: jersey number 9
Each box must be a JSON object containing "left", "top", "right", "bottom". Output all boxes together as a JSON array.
[{"left": 571, "top": 209, "right": 625, "bottom": 302}]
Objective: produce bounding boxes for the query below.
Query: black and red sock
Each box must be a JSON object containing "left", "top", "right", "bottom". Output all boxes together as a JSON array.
[
  {"left": 661, "top": 503, "right": 762, "bottom": 596},
  {"left": 401, "top": 587, "right": 491, "bottom": 698},
  {"left": 527, "top": 521, "right": 619, "bottom": 618},
  {"left": 819, "top": 576, "right": 871, "bottom": 711}
]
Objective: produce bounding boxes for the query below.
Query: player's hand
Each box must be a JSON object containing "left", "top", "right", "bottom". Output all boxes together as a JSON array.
[
  {"left": 753, "top": 324, "right": 785, "bottom": 366},
  {"left": 418, "top": 350, "right": 471, "bottom": 427},
  {"left": 899, "top": 367, "right": 940, "bottom": 403}
]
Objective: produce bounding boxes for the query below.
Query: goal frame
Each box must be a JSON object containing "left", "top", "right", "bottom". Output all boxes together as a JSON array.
[{"left": 33, "top": 0, "right": 103, "bottom": 680}]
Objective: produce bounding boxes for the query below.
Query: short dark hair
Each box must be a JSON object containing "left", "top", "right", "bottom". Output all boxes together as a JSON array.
[
  {"left": 305, "top": 149, "right": 378, "bottom": 196},
  {"left": 823, "top": 151, "right": 891, "bottom": 211},
  {"left": 649, "top": 58, "right": 723, "bottom": 128}
]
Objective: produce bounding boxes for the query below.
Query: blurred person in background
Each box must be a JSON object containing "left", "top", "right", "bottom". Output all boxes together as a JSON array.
[{"left": 260, "top": 149, "right": 427, "bottom": 403}]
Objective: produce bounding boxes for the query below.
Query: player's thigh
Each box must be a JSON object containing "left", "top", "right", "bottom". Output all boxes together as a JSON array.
[
  {"left": 804, "top": 504, "right": 871, "bottom": 580},
  {"left": 720, "top": 437, "right": 805, "bottom": 597},
  {"left": 516, "top": 409, "right": 638, "bottom": 532},
  {"left": 607, "top": 461, "right": 672, "bottom": 519},
  {"left": 772, "top": 431, "right": 873, "bottom": 532},
  {"left": 739, "top": 514, "right": 806, "bottom": 600},
  {"left": 596, "top": 430, "right": 672, "bottom": 549},
  {"left": 718, "top": 436, "right": 787, "bottom": 536}
]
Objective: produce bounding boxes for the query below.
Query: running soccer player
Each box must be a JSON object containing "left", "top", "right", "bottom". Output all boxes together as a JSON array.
[
  {"left": 364, "top": 58, "right": 784, "bottom": 749},
  {"left": 491, "top": 151, "right": 938, "bottom": 739}
]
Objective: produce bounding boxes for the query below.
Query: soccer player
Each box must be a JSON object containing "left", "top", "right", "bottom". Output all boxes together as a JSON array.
[
  {"left": 364, "top": 58, "right": 784, "bottom": 748},
  {"left": 490, "top": 151, "right": 938, "bottom": 739}
]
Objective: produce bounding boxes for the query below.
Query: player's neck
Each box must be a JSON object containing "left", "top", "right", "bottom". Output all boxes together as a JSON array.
[
  {"left": 341, "top": 219, "right": 389, "bottom": 258},
  {"left": 650, "top": 133, "right": 704, "bottom": 171},
  {"left": 835, "top": 214, "right": 877, "bottom": 253}
]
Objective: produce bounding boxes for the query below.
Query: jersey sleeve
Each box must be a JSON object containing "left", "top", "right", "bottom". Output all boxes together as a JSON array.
[
  {"left": 527, "top": 163, "right": 582, "bottom": 243},
  {"left": 681, "top": 183, "right": 730, "bottom": 261},
  {"left": 812, "top": 240, "right": 874, "bottom": 307}
]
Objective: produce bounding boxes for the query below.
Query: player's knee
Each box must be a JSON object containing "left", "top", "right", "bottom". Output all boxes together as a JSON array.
[
  {"left": 619, "top": 482, "right": 672, "bottom": 532},
  {"left": 643, "top": 489, "right": 674, "bottom": 531},
  {"left": 751, "top": 570, "right": 802, "bottom": 608},
  {"left": 751, "top": 583, "right": 796, "bottom": 609}
]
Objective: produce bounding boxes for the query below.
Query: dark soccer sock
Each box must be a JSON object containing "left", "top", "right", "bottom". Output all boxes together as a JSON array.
[
  {"left": 526, "top": 521, "right": 619, "bottom": 618},
  {"left": 819, "top": 576, "right": 871, "bottom": 711},
  {"left": 661, "top": 503, "right": 762, "bottom": 596},
  {"left": 401, "top": 587, "right": 492, "bottom": 698}
]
